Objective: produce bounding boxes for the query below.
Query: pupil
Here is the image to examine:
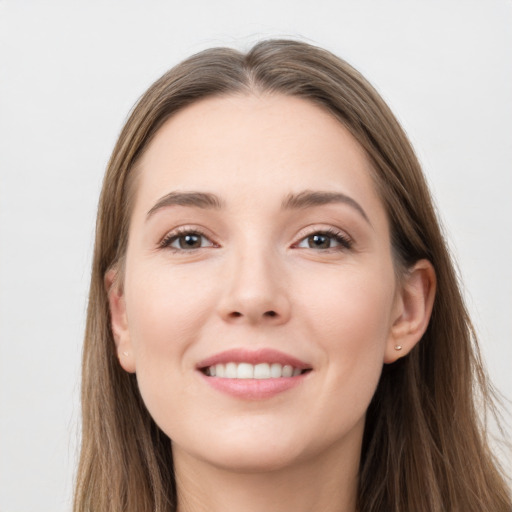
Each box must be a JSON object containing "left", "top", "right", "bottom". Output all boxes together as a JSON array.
[
  {"left": 180, "top": 234, "right": 201, "bottom": 249},
  {"left": 309, "top": 234, "right": 330, "bottom": 249}
]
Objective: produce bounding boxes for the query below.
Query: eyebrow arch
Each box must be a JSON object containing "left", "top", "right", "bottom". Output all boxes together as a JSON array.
[
  {"left": 146, "top": 189, "right": 370, "bottom": 225},
  {"left": 282, "top": 190, "right": 371, "bottom": 225},
  {"left": 146, "top": 191, "right": 223, "bottom": 219}
]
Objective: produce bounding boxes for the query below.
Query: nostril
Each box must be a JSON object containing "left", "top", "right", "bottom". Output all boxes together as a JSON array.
[{"left": 224, "top": 310, "right": 281, "bottom": 321}]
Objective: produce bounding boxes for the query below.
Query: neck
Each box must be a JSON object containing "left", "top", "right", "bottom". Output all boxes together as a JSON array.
[{"left": 173, "top": 438, "right": 361, "bottom": 512}]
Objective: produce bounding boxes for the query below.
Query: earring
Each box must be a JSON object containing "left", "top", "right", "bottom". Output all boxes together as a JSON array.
[
  {"left": 122, "top": 351, "right": 129, "bottom": 356},
  {"left": 394, "top": 345, "right": 402, "bottom": 351}
]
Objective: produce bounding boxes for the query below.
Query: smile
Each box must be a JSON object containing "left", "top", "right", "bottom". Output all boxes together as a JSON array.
[
  {"left": 203, "top": 362, "right": 308, "bottom": 379},
  {"left": 196, "top": 348, "right": 312, "bottom": 399}
]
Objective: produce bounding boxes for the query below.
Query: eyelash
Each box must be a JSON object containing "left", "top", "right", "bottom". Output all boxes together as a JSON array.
[
  {"left": 293, "top": 228, "right": 353, "bottom": 251},
  {"left": 159, "top": 227, "right": 353, "bottom": 252},
  {"left": 159, "top": 227, "right": 216, "bottom": 252}
]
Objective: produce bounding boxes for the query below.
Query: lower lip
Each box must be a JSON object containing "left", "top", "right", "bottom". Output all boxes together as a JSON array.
[{"left": 199, "top": 372, "right": 308, "bottom": 400}]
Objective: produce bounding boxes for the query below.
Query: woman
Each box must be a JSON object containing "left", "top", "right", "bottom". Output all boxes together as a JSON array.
[{"left": 74, "top": 40, "right": 510, "bottom": 511}]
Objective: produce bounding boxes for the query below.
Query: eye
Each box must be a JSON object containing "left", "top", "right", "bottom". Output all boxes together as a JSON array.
[
  {"left": 295, "top": 230, "right": 352, "bottom": 250},
  {"left": 160, "top": 230, "right": 215, "bottom": 251}
]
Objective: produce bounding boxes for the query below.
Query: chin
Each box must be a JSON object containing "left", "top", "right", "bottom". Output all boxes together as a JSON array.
[
  {"left": 172, "top": 424, "right": 311, "bottom": 474},
  {"left": 199, "top": 441, "right": 307, "bottom": 474}
]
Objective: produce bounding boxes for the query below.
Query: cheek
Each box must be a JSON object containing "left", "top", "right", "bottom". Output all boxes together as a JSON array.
[
  {"left": 122, "top": 262, "right": 220, "bottom": 433},
  {"left": 123, "top": 261, "right": 217, "bottom": 389},
  {"left": 298, "top": 263, "right": 394, "bottom": 413},
  {"left": 125, "top": 261, "right": 213, "bottom": 349},
  {"left": 301, "top": 261, "right": 395, "bottom": 347}
]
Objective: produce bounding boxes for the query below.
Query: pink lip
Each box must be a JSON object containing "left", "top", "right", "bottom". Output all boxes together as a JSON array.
[
  {"left": 196, "top": 348, "right": 311, "bottom": 370},
  {"left": 199, "top": 374, "right": 308, "bottom": 400},
  {"left": 196, "top": 348, "right": 312, "bottom": 400}
]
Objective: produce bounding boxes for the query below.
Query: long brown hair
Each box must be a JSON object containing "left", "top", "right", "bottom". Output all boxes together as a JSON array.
[{"left": 74, "top": 39, "right": 511, "bottom": 511}]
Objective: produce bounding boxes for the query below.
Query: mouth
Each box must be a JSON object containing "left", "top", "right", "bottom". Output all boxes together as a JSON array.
[
  {"left": 196, "top": 348, "right": 313, "bottom": 391},
  {"left": 200, "top": 362, "right": 311, "bottom": 379}
]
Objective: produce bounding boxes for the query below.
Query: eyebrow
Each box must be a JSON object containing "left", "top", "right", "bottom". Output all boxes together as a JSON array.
[
  {"left": 146, "top": 191, "right": 223, "bottom": 219},
  {"left": 146, "top": 189, "right": 370, "bottom": 225},
  {"left": 282, "top": 190, "right": 371, "bottom": 224}
]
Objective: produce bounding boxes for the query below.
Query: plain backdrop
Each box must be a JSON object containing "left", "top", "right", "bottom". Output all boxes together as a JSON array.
[{"left": 0, "top": 1, "right": 511, "bottom": 510}]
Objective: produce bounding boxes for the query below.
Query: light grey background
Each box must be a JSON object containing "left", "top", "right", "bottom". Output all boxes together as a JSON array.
[{"left": 1, "top": 1, "right": 511, "bottom": 510}]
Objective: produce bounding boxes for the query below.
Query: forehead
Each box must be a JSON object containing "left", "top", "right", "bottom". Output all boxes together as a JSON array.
[{"left": 134, "top": 93, "right": 384, "bottom": 219}]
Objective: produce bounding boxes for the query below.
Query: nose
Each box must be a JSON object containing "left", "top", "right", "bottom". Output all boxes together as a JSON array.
[{"left": 216, "top": 246, "right": 291, "bottom": 326}]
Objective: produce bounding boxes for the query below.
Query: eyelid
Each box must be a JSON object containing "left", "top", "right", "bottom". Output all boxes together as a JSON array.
[
  {"left": 157, "top": 223, "right": 353, "bottom": 252},
  {"left": 291, "top": 225, "right": 353, "bottom": 250},
  {"left": 158, "top": 225, "right": 219, "bottom": 251}
]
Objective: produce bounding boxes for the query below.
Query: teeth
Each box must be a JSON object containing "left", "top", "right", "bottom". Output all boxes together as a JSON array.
[
  {"left": 226, "top": 362, "right": 237, "bottom": 378},
  {"left": 254, "top": 363, "right": 270, "bottom": 379},
  {"left": 206, "top": 362, "right": 305, "bottom": 379},
  {"left": 237, "top": 363, "right": 253, "bottom": 379},
  {"left": 270, "top": 363, "right": 282, "bottom": 378},
  {"left": 282, "top": 365, "right": 293, "bottom": 377}
]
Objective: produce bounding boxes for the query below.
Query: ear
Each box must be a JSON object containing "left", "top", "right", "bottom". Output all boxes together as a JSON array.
[
  {"left": 105, "top": 268, "right": 136, "bottom": 373},
  {"left": 384, "top": 259, "right": 436, "bottom": 364}
]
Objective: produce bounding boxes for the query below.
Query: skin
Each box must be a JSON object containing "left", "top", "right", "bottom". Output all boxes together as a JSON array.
[{"left": 107, "top": 94, "right": 435, "bottom": 512}]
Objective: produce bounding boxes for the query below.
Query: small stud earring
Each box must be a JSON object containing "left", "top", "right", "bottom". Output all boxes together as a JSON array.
[{"left": 394, "top": 345, "right": 402, "bottom": 351}]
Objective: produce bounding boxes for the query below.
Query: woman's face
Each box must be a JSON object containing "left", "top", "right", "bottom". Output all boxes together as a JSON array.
[{"left": 110, "top": 94, "right": 405, "bottom": 472}]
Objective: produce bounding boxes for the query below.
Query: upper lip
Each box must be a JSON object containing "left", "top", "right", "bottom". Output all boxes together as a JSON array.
[{"left": 196, "top": 348, "right": 312, "bottom": 370}]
